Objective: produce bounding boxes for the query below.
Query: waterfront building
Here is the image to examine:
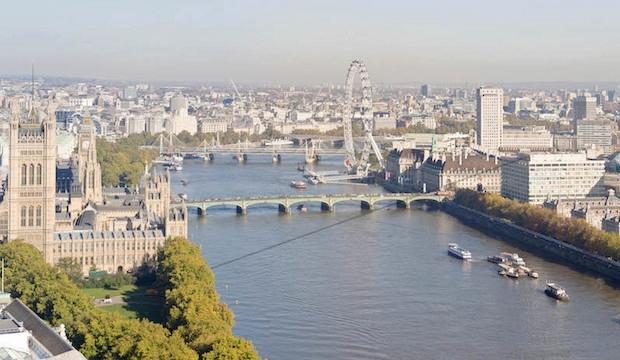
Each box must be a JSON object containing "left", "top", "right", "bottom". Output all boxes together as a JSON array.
[
  {"left": 421, "top": 151, "right": 501, "bottom": 193},
  {"left": 200, "top": 119, "right": 229, "bottom": 134},
  {"left": 476, "top": 87, "right": 503, "bottom": 152},
  {"left": 385, "top": 148, "right": 429, "bottom": 187},
  {"left": 500, "top": 125, "right": 553, "bottom": 152},
  {"left": 167, "top": 95, "right": 197, "bottom": 135},
  {"left": 544, "top": 190, "right": 620, "bottom": 230},
  {"left": 502, "top": 152, "right": 606, "bottom": 204},
  {"left": 2, "top": 101, "right": 187, "bottom": 274}
]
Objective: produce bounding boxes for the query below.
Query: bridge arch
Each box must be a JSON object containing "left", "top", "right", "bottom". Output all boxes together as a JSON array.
[{"left": 288, "top": 199, "right": 333, "bottom": 212}]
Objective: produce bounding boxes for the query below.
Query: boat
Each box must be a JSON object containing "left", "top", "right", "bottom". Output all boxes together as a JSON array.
[
  {"left": 297, "top": 204, "right": 308, "bottom": 213},
  {"left": 265, "top": 139, "right": 294, "bottom": 146},
  {"left": 529, "top": 271, "right": 539, "bottom": 279},
  {"left": 500, "top": 252, "right": 526, "bottom": 266},
  {"left": 545, "top": 283, "right": 569, "bottom": 301},
  {"left": 447, "top": 243, "right": 472, "bottom": 260},
  {"left": 171, "top": 164, "right": 183, "bottom": 171},
  {"left": 487, "top": 255, "right": 506, "bottom": 264},
  {"left": 290, "top": 181, "right": 307, "bottom": 189},
  {"left": 297, "top": 163, "right": 305, "bottom": 172},
  {"left": 497, "top": 263, "right": 519, "bottom": 278},
  {"left": 309, "top": 177, "right": 319, "bottom": 185},
  {"left": 505, "top": 268, "right": 519, "bottom": 279},
  {"left": 178, "top": 193, "right": 188, "bottom": 201},
  {"left": 180, "top": 179, "right": 189, "bottom": 186}
]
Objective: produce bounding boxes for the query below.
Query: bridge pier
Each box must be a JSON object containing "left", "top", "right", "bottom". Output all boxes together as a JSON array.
[
  {"left": 197, "top": 207, "right": 206, "bottom": 216},
  {"left": 396, "top": 200, "right": 410, "bottom": 209},
  {"left": 361, "top": 201, "right": 373, "bottom": 210},
  {"left": 278, "top": 204, "right": 291, "bottom": 214},
  {"left": 236, "top": 206, "right": 247, "bottom": 215},
  {"left": 320, "top": 202, "right": 333, "bottom": 212}
]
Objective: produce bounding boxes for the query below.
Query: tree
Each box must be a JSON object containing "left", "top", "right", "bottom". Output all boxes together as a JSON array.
[
  {"left": 56, "top": 257, "right": 83, "bottom": 283},
  {"left": 203, "top": 336, "right": 260, "bottom": 360}
]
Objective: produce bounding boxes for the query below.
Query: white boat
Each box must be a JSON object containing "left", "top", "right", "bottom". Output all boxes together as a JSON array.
[
  {"left": 448, "top": 243, "right": 472, "bottom": 260},
  {"left": 290, "top": 181, "right": 307, "bottom": 189},
  {"left": 178, "top": 193, "right": 188, "bottom": 201},
  {"left": 309, "top": 177, "right": 319, "bottom": 185},
  {"left": 545, "top": 283, "right": 569, "bottom": 301},
  {"left": 265, "top": 139, "right": 294, "bottom": 146},
  {"left": 500, "top": 252, "right": 526, "bottom": 266}
]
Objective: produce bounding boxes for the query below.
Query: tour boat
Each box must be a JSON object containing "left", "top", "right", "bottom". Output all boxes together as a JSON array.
[
  {"left": 178, "top": 193, "right": 188, "bottom": 201},
  {"left": 545, "top": 283, "right": 569, "bottom": 301},
  {"left": 290, "top": 181, "right": 307, "bottom": 189},
  {"left": 487, "top": 255, "right": 506, "bottom": 264},
  {"left": 309, "top": 177, "right": 319, "bottom": 185},
  {"left": 447, "top": 243, "right": 472, "bottom": 260},
  {"left": 297, "top": 204, "right": 308, "bottom": 213}
]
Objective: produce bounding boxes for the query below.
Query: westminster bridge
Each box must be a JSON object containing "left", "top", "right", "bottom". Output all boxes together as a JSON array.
[{"left": 173, "top": 193, "right": 445, "bottom": 215}]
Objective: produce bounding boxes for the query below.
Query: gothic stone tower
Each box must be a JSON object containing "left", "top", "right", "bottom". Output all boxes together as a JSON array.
[
  {"left": 7, "top": 103, "right": 57, "bottom": 263},
  {"left": 77, "top": 115, "right": 102, "bottom": 205}
]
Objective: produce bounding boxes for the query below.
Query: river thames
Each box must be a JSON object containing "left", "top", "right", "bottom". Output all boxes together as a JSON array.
[{"left": 170, "top": 155, "right": 620, "bottom": 360}]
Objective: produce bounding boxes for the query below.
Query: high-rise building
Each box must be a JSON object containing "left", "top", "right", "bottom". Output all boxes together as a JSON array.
[
  {"left": 573, "top": 95, "right": 597, "bottom": 122},
  {"left": 476, "top": 87, "right": 504, "bottom": 152},
  {"left": 576, "top": 120, "right": 613, "bottom": 151},
  {"left": 420, "top": 84, "right": 431, "bottom": 97},
  {"left": 501, "top": 152, "right": 605, "bottom": 204}
]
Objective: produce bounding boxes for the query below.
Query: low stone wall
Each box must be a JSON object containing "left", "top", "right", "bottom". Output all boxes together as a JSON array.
[{"left": 442, "top": 201, "right": 620, "bottom": 282}]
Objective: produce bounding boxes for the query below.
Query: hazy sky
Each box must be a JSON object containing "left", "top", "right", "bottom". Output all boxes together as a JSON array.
[{"left": 2, "top": 0, "right": 619, "bottom": 84}]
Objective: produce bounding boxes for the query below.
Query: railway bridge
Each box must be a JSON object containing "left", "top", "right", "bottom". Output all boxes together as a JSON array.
[{"left": 174, "top": 193, "right": 445, "bottom": 215}]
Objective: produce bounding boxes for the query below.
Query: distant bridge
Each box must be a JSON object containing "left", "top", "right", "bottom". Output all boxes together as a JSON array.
[{"left": 173, "top": 193, "right": 445, "bottom": 215}]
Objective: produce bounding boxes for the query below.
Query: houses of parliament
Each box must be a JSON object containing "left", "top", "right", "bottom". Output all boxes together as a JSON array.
[{"left": 0, "top": 99, "right": 187, "bottom": 274}]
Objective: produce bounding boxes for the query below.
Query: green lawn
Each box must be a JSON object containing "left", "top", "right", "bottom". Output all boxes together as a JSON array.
[
  {"left": 81, "top": 285, "right": 164, "bottom": 323},
  {"left": 80, "top": 284, "right": 137, "bottom": 299},
  {"left": 98, "top": 302, "right": 163, "bottom": 322}
]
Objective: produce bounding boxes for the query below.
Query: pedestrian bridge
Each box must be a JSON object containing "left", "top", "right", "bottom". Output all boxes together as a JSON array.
[{"left": 174, "top": 193, "right": 445, "bottom": 215}]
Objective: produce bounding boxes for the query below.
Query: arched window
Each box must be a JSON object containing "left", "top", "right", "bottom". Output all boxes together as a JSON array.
[
  {"left": 36, "top": 164, "right": 42, "bottom": 185},
  {"left": 21, "top": 164, "right": 27, "bottom": 185},
  {"left": 29, "top": 164, "right": 35, "bottom": 185},
  {"left": 35, "top": 206, "right": 42, "bottom": 227},
  {"left": 20, "top": 206, "right": 27, "bottom": 227},
  {"left": 28, "top": 206, "right": 34, "bottom": 227}
]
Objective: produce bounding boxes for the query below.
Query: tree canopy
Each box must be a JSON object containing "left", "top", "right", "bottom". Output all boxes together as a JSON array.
[{"left": 454, "top": 189, "right": 620, "bottom": 260}]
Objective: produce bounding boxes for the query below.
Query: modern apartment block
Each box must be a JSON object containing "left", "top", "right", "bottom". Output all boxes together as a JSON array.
[
  {"left": 476, "top": 87, "right": 503, "bottom": 152},
  {"left": 501, "top": 152, "right": 606, "bottom": 204}
]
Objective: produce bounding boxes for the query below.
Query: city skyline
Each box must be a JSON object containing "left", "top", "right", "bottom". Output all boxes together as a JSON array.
[{"left": 3, "top": 0, "right": 620, "bottom": 84}]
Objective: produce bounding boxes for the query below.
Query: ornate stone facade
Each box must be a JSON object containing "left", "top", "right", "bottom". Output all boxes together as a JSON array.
[{"left": 3, "top": 101, "right": 188, "bottom": 274}]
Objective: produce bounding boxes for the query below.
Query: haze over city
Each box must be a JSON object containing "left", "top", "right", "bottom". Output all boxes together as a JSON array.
[{"left": 2, "top": 0, "right": 620, "bottom": 84}]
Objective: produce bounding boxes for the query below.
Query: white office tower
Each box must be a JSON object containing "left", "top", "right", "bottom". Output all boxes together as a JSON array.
[
  {"left": 501, "top": 152, "right": 605, "bottom": 204},
  {"left": 167, "top": 95, "right": 197, "bottom": 135},
  {"left": 476, "top": 87, "right": 504, "bottom": 152}
]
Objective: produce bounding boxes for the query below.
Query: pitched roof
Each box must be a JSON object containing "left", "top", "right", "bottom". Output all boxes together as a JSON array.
[{"left": 3, "top": 299, "right": 74, "bottom": 356}]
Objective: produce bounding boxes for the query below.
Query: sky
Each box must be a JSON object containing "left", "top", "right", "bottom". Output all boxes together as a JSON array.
[{"left": 2, "top": 0, "right": 620, "bottom": 85}]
